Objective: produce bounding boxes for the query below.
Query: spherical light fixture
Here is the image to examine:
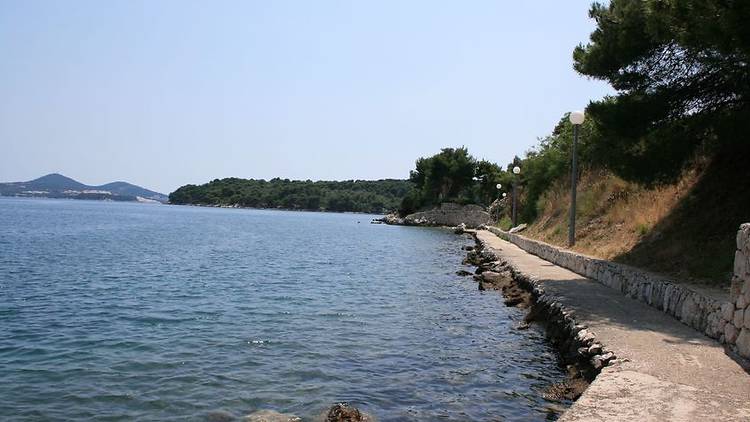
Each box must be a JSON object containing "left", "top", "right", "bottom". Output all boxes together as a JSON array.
[
  {"left": 512, "top": 166, "right": 521, "bottom": 175},
  {"left": 496, "top": 183, "right": 502, "bottom": 190},
  {"left": 502, "top": 192, "right": 507, "bottom": 198},
  {"left": 569, "top": 110, "right": 585, "bottom": 125}
]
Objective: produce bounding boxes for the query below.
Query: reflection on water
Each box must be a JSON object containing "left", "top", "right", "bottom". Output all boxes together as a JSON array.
[{"left": 0, "top": 198, "right": 569, "bottom": 421}]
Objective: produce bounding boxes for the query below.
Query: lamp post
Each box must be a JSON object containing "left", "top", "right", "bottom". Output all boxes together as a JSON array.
[
  {"left": 512, "top": 166, "right": 520, "bottom": 227},
  {"left": 568, "top": 110, "right": 585, "bottom": 246},
  {"left": 495, "top": 183, "right": 502, "bottom": 201}
]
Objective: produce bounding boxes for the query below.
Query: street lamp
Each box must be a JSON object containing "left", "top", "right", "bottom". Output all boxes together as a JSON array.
[
  {"left": 568, "top": 110, "right": 585, "bottom": 246},
  {"left": 512, "top": 166, "right": 521, "bottom": 227}
]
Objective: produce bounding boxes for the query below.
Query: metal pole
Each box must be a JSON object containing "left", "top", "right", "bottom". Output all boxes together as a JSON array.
[
  {"left": 569, "top": 124, "right": 579, "bottom": 246},
  {"left": 512, "top": 178, "right": 517, "bottom": 227}
]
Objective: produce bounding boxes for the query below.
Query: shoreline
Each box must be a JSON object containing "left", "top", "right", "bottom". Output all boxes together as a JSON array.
[
  {"left": 167, "top": 202, "right": 387, "bottom": 216},
  {"left": 460, "top": 230, "right": 599, "bottom": 406},
  {"left": 472, "top": 228, "right": 750, "bottom": 421}
]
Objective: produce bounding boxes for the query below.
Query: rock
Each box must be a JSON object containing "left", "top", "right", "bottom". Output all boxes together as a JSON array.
[
  {"left": 401, "top": 203, "right": 491, "bottom": 228},
  {"left": 591, "top": 355, "right": 605, "bottom": 370},
  {"left": 734, "top": 308, "right": 745, "bottom": 329},
  {"left": 456, "top": 269, "right": 473, "bottom": 277},
  {"left": 207, "top": 411, "right": 238, "bottom": 422},
  {"left": 737, "top": 293, "right": 748, "bottom": 310},
  {"left": 722, "top": 302, "right": 735, "bottom": 321},
  {"left": 587, "top": 343, "right": 603, "bottom": 355},
  {"left": 481, "top": 271, "right": 503, "bottom": 282},
  {"left": 454, "top": 223, "right": 466, "bottom": 234},
  {"left": 324, "top": 403, "right": 372, "bottom": 422},
  {"left": 378, "top": 214, "right": 404, "bottom": 225},
  {"left": 243, "top": 410, "right": 301, "bottom": 422},
  {"left": 736, "top": 328, "right": 750, "bottom": 358},
  {"left": 744, "top": 307, "right": 750, "bottom": 329},
  {"left": 504, "top": 296, "right": 525, "bottom": 307},
  {"left": 735, "top": 250, "right": 747, "bottom": 279},
  {"left": 509, "top": 223, "right": 528, "bottom": 234},
  {"left": 725, "top": 323, "right": 740, "bottom": 343},
  {"left": 462, "top": 245, "right": 474, "bottom": 251},
  {"left": 730, "top": 276, "right": 743, "bottom": 302}
]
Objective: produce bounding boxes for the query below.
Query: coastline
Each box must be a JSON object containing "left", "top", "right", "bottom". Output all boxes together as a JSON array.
[
  {"left": 460, "top": 230, "right": 598, "bottom": 405},
  {"left": 167, "top": 202, "right": 386, "bottom": 216},
  {"left": 470, "top": 228, "right": 750, "bottom": 421}
]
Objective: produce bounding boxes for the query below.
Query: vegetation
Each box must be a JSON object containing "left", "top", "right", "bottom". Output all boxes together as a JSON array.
[
  {"left": 573, "top": 0, "right": 750, "bottom": 184},
  {"left": 399, "top": 147, "right": 507, "bottom": 215},
  {"left": 507, "top": 0, "right": 750, "bottom": 284},
  {"left": 169, "top": 178, "right": 413, "bottom": 214}
]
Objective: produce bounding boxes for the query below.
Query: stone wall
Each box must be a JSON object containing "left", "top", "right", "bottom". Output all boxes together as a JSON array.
[
  {"left": 399, "top": 203, "right": 490, "bottom": 228},
  {"left": 485, "top": 225, "right": 750, "bottom": 358},
  {"left": 725, "top": 224, "right": 750, "bottom": 357}
]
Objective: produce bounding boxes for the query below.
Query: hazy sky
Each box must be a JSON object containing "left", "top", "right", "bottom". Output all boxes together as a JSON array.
[{"left": 0, "top": 1, "right": 612, "bottom": 194}]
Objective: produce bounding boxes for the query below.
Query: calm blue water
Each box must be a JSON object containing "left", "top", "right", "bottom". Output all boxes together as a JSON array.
[{"left": 0, "top": 198, "right": 568, "bottom": 421}]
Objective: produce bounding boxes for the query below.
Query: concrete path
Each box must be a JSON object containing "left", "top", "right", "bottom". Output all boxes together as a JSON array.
[{"left": 476, "top": 230, "right": 750, "bottom": 422}]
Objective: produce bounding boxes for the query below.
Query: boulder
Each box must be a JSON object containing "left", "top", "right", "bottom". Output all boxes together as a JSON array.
[
  {"left": 725, "top": 323, "right": 740, "bottom": 344},
  {"left": 509, "top": 223, "right": 528, "bottom": 234},
  {"left": 243, "top": 410, "right": 301, "bottom": 422},
  {"left": 736, "top": 328, "right": 750, "bottom": 358},
  {"left": 324, "top": 403, "right": 372, "bottom": 422},
  {"left": 734, "top": 308, "right": 745, "bottom": 329}
]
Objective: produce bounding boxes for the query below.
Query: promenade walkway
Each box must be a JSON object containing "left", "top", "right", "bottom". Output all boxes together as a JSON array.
[{"left": 476, "top": 230, "right": 750, "bottom": 421}]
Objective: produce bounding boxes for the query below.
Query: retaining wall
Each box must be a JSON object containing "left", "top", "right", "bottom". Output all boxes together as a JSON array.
[
  {"left": 486, "top": 224, "right": 750, "bottom": 358},
  {"left": 727, "top": 224, "right": 750, "bottom": 357}
]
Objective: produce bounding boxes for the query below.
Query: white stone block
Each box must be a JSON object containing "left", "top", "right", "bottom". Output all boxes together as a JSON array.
[
  {"left": 736, "top": 328, "right": 750, "bottom": 358},
  {"left": 725, "top": 323, "right": 740, "bottom": 343},
  {"left": 734, "top": 308, "right": 745, "bottom": 328},
  {"left": 737, "top": 293, "right": 748, "bottom": 310},
  {"left": 722, "top": 302, "right": 734, "bottom": 321}
]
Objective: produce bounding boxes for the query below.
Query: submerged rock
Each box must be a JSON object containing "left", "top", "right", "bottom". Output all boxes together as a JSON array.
[
  {"left": 243, "top": 410, "right": 301, "bottom": 422},
  {"left": 207, "top": 410, "right": 238, "bottom": 422},
  {"left": 323, "top": 403, "right": 374, "bottom": 422}
]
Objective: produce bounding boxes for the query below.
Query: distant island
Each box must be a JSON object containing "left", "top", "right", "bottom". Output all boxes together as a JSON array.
[
  {"left": 169, "top": 178, "right": 413, "bottom": 214},
  {"left": 0, "top": 173, "right": 168, "bottom": 203}
]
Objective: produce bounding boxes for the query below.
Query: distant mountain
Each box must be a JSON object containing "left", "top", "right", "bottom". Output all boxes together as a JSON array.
[{"left": 0, "top": 173, "right": 168, "bottom": 203}]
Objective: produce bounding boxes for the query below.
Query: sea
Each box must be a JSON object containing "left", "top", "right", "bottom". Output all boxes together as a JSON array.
[{"left": 0, "top": 197, "right": 569, "bottom": 421}]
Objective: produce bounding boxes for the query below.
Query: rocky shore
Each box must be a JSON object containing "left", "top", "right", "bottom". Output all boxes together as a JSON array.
[
  {"left": 208, "top": 403, "right": 374, "bottom": 422},
  {"left": 458, "top": 232, "right": 613, "bottom": 402},
  {"left": 474, "top": 229, "right": 750, "bottom": 421},
  {"left": 376, "top": 202, "right": 490, "bottom": 228}
]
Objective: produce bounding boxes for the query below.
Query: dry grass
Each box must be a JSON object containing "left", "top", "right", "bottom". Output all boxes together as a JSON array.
[
  {"left": 527, "top": 168, "right": 700, "bottom": 260},
  {"left": 525, "top": 166, "right": 716, "bottom": 278}
]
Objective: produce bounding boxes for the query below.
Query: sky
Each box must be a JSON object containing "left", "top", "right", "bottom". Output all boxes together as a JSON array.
[{"left": 0, "top": 1, "right": 612, "bottom": 194}]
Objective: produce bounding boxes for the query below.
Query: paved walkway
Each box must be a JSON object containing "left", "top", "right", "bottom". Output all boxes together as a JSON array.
[{"left": 476, "top": 230, "right": 750, "bottom": 421}]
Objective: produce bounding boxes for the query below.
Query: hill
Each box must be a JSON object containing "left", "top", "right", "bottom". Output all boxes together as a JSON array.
[
  {"left": 516, "top": 144, "right": 750, "bottom": 286},
  {"left": 169, "top": 177, "right": 413, "bottom": 214},
  {"left": 0, "top": 173, "right": 168, "bottom": 203}
]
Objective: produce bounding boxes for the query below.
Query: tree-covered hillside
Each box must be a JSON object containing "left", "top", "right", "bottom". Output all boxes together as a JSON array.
[{"left": 169, "top": 178, "right": 413, "bottom": 214}]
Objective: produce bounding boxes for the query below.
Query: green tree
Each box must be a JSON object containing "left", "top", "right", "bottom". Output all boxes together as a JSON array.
[{"left": 573, "top": 0, "right": 750, "bottom": 184}]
